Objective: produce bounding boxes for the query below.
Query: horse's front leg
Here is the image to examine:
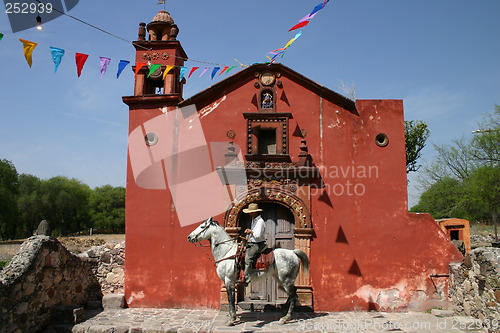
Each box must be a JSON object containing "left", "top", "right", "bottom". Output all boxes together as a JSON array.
[{"left": 225, "top": 283, "right": 237, "bottom": 326}]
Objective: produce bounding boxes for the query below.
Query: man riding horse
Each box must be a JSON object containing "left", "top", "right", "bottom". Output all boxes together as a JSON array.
[
  {"left": 239, "top": 203, "right": 267, "bottom": 286},
  {"left": 188, "top": 216, "right": 309, "bottom": 325}
]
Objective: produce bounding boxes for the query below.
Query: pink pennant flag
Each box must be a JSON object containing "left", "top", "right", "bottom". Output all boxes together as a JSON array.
[
  {"left": 188, "top": 67, "right": 199, "bottom": 78},
  {"left": 199, "top": 67, "right": 209, "bottom": 77},
  {"left": 99, "top": 57, "right": 111, "bottom": 78},
  {"left": 75, "top": 53, "right": 89, "bottom": 77},
  {"left": 298, "top": 12, "right": 317, "bottom": 23}
]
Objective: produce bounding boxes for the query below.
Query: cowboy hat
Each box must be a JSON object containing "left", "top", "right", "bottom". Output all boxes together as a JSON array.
[{"left": 243, "top": 203, "right": 263, "bottom": 213}]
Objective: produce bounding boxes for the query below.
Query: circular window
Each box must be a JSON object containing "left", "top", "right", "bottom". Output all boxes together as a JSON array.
[
  {"left": 375, "top": 133, "right": 389, "bottom": 147},
  {"left": 145, "top": 132, "right": 158, "bottom": 146}
]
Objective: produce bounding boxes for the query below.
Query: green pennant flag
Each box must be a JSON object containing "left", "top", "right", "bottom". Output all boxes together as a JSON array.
[
  {"left": 226, "top": 66, "right": 238, "bottom": 74},
  {"left": 0, "top": 33, "right": 4, "bottom": 41},
  {"left": 148, "top": 64, "right": 161, "bottom": 77}
]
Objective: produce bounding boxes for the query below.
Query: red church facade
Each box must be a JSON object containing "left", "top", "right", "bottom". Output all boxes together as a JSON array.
[{"left": 123, "top": 11, "right": 462, "bottom": 311}]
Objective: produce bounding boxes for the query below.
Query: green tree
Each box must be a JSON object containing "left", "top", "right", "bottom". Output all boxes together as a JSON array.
[
  {"left": 40, "top": 176, "right": 92, "bottom": 236},
  {"left": 404, "top": 120, "right": 430, "bottom": 173},
  {"left": 413, "top": 107, "right": 499, "bottom": 227},
  {"left": 17, "top": 174, "right": 44, "bottom": 238},
  {"left": 410, "top": 177, "right": 471, "bottom": 219},
  {"left": 470, "top": 106, "right": 500, "bottom": 165},
  {"left": 421, "top": 137, "right": 477, "bottom": 186},
  {"left": 0, "top": 159, "right": 19, "bottom": 239},
  {"left": 465, "top": 165, "right": 500, "bottom": 239},
  {"left": 89, "top": 185, "right": 125, "bottom": 233}
]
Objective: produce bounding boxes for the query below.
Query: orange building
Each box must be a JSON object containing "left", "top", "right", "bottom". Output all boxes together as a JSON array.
[
  {"left": 122, "top": 11, "right": 462, "bottom": 311},
  {"left": 436, "top": 218, "right": 471, "bottom": 254}
]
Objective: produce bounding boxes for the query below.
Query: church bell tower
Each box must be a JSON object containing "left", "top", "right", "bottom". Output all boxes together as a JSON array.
[
  {"left": 122, "top": 12, "right": 188, "bottom": 295},
  {"left": 123, "top": 10, "right": 187, "bottom": 106}
]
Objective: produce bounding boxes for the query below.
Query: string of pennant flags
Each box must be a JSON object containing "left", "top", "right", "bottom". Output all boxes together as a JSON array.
[
  {"left": 267, "top": 0, "right": 330, "bottom": 63},
  {"left": 2, "top": 33, "right": 244, "bottom": 80},
  {"left": 0, "top": 31, "right": 260, "bottom": 81},
  {"left": 0, "top": 0, "right": 331, "bottom": 81}
]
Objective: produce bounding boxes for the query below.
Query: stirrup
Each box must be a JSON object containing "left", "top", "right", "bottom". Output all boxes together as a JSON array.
[{"left": 236, "top": 279, "right": 248, "bottom": 287}]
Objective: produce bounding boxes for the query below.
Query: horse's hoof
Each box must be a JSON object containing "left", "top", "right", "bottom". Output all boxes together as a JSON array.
[
  {"left": 225, "top": 319, "right": 235, "bottom": 326},
  {"left": 278, "top": 316, "right": 290, "bottom": 325}
]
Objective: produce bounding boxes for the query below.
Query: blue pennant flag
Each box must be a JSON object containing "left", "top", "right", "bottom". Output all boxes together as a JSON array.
[
  {"left": 50, "top": 46, "right": 65, "bottom": 73},
  {"left": 211, "top": 67, "right": 220, "bottom": 80},
  {"left": 179, "top": 66, "right": 187, "bottom": 81},
  {"left": 117, "top": 60, "right": 130, "bottom": 79}
]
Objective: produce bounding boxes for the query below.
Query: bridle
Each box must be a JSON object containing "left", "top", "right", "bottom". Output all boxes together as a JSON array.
[{"left": 191, "top": 219, "right": 246, "bottom": 266}]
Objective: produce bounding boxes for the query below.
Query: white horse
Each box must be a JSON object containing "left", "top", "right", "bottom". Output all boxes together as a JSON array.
[{"left": 187, "top": 217, "right": 309, "bottom": 326}]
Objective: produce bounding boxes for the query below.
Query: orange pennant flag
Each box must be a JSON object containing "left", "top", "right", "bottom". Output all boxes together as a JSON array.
[
  {"left": 135, "top": 62, "right": 147, "bottom": 77},
  {"left": 19, "top": 39, "right": 37, "bottom": 67},
  {"left": 219, "top": 66, "right": 229, "bottom": 75}
]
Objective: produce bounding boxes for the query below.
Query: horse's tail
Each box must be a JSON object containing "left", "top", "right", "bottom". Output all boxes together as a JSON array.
[{"left": 293, "top": 249, "right": 309, "bottom": 273}]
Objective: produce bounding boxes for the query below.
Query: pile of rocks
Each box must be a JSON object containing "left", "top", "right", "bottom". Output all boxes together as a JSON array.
[
  {"left": 471, "top": 234, "right": 499, "bottom": 248},
  {"left": 449, "top": 247, "right": 500, "bottom": 330},
  {"left": 60, "top": 237, "right": 106, "bottom": 254},
  {"left": 78, "top": 241, "right": 125, "bottom": 294}
]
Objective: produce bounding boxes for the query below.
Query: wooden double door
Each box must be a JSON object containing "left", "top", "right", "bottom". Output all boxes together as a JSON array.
[{"left": 239, "top": 202, "right": 295, "bottom": 304}]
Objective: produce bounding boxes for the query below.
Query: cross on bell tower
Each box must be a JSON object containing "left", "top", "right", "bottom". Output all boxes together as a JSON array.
[{"left": 126, "top": 10, "right": 187, "bottom": 101}]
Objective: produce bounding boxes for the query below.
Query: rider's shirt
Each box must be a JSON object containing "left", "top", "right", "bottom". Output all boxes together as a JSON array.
[{"left": 249, "top": 215, "right": 266, "bottom": 243}]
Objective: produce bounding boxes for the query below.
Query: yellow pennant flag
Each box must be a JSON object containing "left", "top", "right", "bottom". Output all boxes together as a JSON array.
[
  {"left": 284, "top": 37, "right": 296, "bottom": 49},
  {"left": 19, "top": 39, "right": 38, "bottom": 67},
  {"left": 162, "top": 65, "right": 175, "bottom": 80}
]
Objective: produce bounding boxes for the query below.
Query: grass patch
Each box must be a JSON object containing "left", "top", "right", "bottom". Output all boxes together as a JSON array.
[
  {"left": 0, "top": 260, "right": 9, "bottom": 269},
  {"left": 470, "top": 223, "right": 495, "bottom": 236}
]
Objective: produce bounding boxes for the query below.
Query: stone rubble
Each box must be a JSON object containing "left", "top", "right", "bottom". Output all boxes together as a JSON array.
[
  {"left": 449, "top": 247, "right": 500, "bottom": 333},
  {"left": 471, "top": 234, "right": 498, "bottom": 247},
  {"left": 78, "top": 241, "right": 125, "bottom": 295}
]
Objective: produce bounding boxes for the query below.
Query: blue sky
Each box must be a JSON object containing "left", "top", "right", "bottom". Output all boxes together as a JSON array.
[{"left": 0, "top": 0, "right": 499, "bottom": 207}]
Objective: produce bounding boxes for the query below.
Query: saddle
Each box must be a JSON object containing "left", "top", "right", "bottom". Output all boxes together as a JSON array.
[
  {"left": 254, "top": 247, "right": 274, "bottom": 270},
  {"left": 236, "top": 245, "right": 275, "bottom": 282}
]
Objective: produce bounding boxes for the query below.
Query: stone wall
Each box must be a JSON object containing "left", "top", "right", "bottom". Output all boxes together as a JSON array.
[
  {"left": 0, "top": 236, "right": 102, "bottom": 333},
  {"left": 78, "top": 240, "right": 125, "bottom": 294},
  {"left": 449, "top": 247, "right": 500, "bottom": 331}
]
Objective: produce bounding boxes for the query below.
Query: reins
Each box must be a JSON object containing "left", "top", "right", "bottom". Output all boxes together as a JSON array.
[
  {"left": 191, "top": 220, "right": 248, "bottom": 266},
  {"left": 194, "top": 237, "right": 246, "bottom": 266},
  {"left": 194, "top": 241, "right": 217, "bottom": 265}
]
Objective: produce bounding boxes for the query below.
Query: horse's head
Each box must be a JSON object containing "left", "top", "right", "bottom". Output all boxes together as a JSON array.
[{"left": 187, "top": 217, "right": 219, "bottom": 243}]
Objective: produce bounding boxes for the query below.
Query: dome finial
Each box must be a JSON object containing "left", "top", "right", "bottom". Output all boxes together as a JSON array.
[{"left": 147, "top": 10, "right": 177, "bottom": 41}]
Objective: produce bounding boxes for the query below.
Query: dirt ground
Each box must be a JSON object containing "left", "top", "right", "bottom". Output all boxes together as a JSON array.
[{"left": 0, "top": 234, "right": 125, "bottom": 261}]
